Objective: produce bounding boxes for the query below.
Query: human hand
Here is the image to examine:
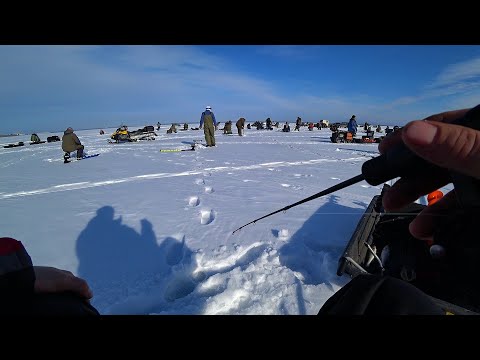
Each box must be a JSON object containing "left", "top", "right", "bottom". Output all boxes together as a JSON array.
[
  {"left": 34, "top": 266, "right": 93, "bottom": 299},
  {"left": 378, "top": 107, "right": 480, "bottom": 241}
]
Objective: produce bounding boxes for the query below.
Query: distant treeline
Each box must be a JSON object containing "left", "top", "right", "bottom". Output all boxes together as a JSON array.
[{"left": 0, "top": 134, "right": 22, "bottom": 138}]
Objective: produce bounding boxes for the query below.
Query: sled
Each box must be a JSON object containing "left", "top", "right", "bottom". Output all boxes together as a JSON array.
[{"left": 3, "top": 142, "right": 24, "bottom": 148}]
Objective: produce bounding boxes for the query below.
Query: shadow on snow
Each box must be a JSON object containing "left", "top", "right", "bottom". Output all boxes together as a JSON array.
[
  {"left": 76, "top": 196, "right": 366, "bottom": 315},
  {"left": 277, "top": 195, "right": 363, "bottom": 288},
  {"left": 76, "top": 205, "right": 268, "bottom": 315},
  {"left": 76, "top": 205, "right": 199, "bottom": 314}
]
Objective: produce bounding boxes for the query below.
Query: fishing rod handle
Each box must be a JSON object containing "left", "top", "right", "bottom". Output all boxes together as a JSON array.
[{"left": 361, "top": 104, "right": 480, "bottom": 187}]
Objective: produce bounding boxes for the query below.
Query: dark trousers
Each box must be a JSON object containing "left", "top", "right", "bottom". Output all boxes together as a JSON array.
[
  {"left": 64, "top": 145, "right": 84, "bottom": 161},
  {"left": 318, "top": 274, "right": 445, "bottom": 315},
  {"left": 237, "top": 126, "right": 244, "bottom": 136},
  {"left": 76, "top": 145, "right": 84, "bottom": 158}
]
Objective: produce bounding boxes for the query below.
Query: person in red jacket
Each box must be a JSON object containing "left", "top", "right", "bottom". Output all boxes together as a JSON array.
[{"left": 0, "top": 237, "right": 99, "bottom": 316}]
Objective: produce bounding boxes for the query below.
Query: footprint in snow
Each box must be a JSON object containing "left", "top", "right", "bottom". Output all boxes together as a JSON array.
[
  {"left": 188, "top": 196, "right": 200, "bottom": 207},
  {"left": 204, "top": 186, "right": 214, "bottom": 194},
  {"left": 200, "top": 209, "right": 215, "bottom": 225},
  {"left": 214, "top": 245, "right": 227, "bottom": 254},
  {"left": 272, "top": 228, "right": 289, "bottom": 241},
  {"left": 195, "top": 178, "right": 205, "bottom": 185},
  {"left": 278, "top": 229, "right": 290, "bottom": 241}
]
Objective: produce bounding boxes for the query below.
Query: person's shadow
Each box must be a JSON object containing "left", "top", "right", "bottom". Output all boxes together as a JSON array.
[
  {"left": 77, "top": 206, "right": 162, "bottom": 282},
  {"left": 76, "top": 206, "right": 195, "bottom": 314},
  {"left": 276, "top": 195, "right": 366, "bottom": 313}
]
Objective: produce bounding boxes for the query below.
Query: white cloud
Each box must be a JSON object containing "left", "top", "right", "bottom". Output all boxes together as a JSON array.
[
  {"left": 2, "top": 45, "right": 480, "bottom": 132},
  {"left": 429, "top": 57, "right": 480, "bottom": 88},
  {"left": 0, "top": 45, "right": 285, "bottom": 108},
  {"left": 377, "top": 55, "right": 480, "bottom": 119}
]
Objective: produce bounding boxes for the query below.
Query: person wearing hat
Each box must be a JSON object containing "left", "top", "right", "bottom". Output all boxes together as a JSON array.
[
  {"left": 347, "top": 115, "right": 358, "bottom": 136},
  {"left": 199, "top": 106, "right": 218, "bottom": 147},
  {"left": 62, "top": 127, "right": 84, "bottom": 163}
]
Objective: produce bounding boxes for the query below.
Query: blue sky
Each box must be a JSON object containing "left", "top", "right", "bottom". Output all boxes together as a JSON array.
[{"left": 1, "top": 45, "right": 480, "bottom": 134}]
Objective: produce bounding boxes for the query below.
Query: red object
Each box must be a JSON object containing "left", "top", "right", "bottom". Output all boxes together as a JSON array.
[
  {"left": 427, "top": 190, "right": 443, "bottom": 206},
  {"left": 424, "top": 190, "right": 444, "bottom": 247}
]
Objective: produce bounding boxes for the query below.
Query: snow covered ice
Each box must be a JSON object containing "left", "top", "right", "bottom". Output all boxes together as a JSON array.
[{"left": 0, "top": 125, "right": 453, "bottom": 314}]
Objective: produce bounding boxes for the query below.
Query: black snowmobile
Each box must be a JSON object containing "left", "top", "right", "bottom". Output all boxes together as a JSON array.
[
  {"left": 47, "top": 135, "right": 60, "bottom": 143},
  {"left": 330, "top": 130, "right": 354, "bottom": 143},
  {"left": 128, "top": 125, "right": 157, "bottom": 141},
  {"left": 337, "top": 184, "right": 480, "bottom": 315}
]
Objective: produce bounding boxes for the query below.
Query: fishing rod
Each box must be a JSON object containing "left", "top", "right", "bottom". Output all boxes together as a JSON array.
[{"left": 232, "top": 174, "right": 364, "bottom": 234}]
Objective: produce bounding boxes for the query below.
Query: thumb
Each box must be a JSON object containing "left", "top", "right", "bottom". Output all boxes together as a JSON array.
[{"left": 402, "top": 120, "right": 480, "bottom": 179}]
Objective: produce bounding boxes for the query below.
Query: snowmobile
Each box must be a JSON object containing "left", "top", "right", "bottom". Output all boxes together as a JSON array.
[
  {"left": 110, "top": 125, "right": 157, "bottom": 143},
  {"left": 47, "top": 135, "right": 60, "bottom": 143},
  {"left": 128, "top": 125, "right": 157, "bottom": 141},
  {"left": 330, "top": 130, "right": 354, "bottom": 143},
  {"left": 353, "top": 130, "right": 376, "bottom": 144},
  {"left": 330, "top": 129, "right": 383, "bottom": 144},
  {"left": 110, "top": 125, "right": 132, "bottom": 143},
  {"left": 337, "top": 183, "right": 480, "bottom": 315}
]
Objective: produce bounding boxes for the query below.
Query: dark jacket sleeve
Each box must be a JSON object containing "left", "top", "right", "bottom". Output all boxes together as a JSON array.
[
  {"left": 0, "top": 237, "right": 101, "bottom": 316},
  {"left": 0, "top": 237, "right": 35, "bottom": 299}
]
